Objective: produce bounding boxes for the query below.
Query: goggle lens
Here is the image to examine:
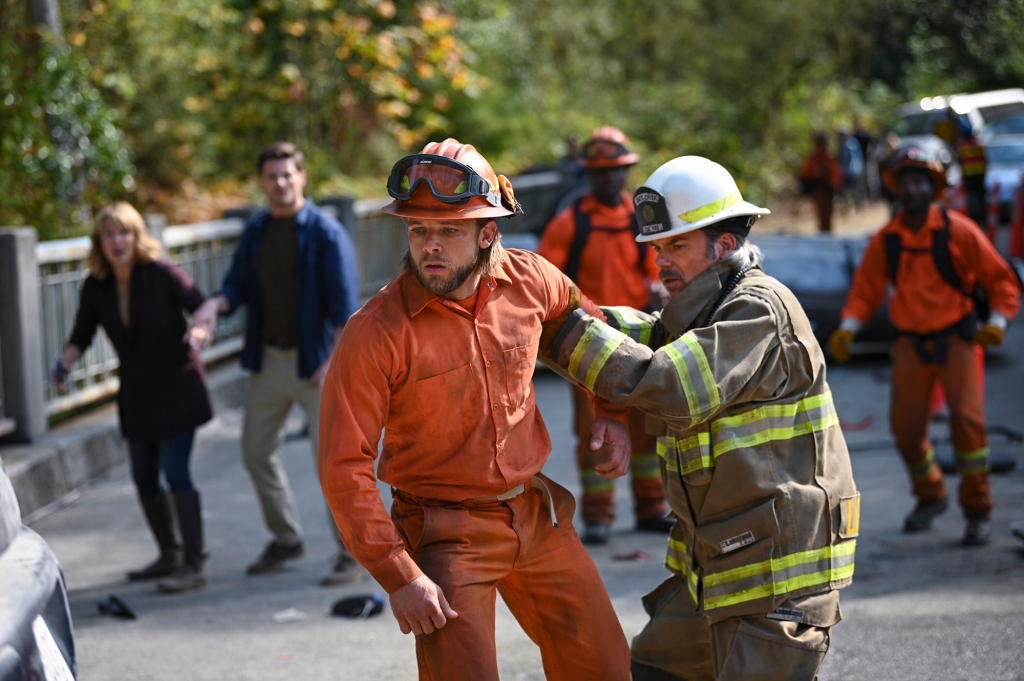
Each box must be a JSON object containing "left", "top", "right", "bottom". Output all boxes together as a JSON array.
[{"left": 400, "top": 158, "right": 472, "bottom": 197}]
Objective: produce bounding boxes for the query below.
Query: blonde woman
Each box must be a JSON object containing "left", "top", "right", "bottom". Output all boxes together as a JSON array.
[{"left": 53, "top": 202, "right": 213, "bottom": 593}]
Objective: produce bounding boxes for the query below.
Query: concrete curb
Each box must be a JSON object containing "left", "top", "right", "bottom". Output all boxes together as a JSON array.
[{"left": 0, "top": 363, "right": 247, "bottom": 521}]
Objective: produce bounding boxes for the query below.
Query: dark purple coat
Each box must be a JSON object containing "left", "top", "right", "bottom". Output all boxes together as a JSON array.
[{"left": 69, "top": 260, "right": 213, "bottom": 442}]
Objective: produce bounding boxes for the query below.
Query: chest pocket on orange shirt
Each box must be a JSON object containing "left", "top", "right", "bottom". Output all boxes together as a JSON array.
[{"left": 503, "top": 345, "right": 533, "bottom": 411}]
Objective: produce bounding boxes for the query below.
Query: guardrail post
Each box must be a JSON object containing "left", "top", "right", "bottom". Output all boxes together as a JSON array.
[
  {"left": 0, "top": 228, "right": 47, "bottom": 442},
  {"left": 144, "top": 213, "right": 167, "bottom": 247},
  {"left": 319, "top": 196, "right": 357, "bottom": 231}
]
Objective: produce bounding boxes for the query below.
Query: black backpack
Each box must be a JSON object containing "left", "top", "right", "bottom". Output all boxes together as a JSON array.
[
  {"left": 882, "top": 208, "right": 989, "bottom": 322},
  {"left": 564, "top": 197, "right": 648, "bottom": 284}
]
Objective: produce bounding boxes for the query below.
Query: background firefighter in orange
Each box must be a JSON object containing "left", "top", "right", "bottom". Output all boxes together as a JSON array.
[
  {"left": 538, "top": 126, "right": 672, "bottom": 544},
  {"left": 829, "top": 146, "right": 1020, "bottom": 546},
  {"left": 935, "top": 113, "right": 988, "bottom": 228},
  {"left": 318, "top": 138, "right": 631, "bottom": 680},
  {"left": 799, "top": 131, "right": 844, "bottom": 233}
]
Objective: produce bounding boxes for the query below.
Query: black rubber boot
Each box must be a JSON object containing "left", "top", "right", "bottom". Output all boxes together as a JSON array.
[
  {"left": 127, "top": 493, "right": 181, "bottom": 581},
  {"left": 158, "top": 491, "right": 208, "bottom": 593}
]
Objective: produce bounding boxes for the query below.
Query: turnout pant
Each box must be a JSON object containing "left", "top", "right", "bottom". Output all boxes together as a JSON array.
[
  {"left": 631, "top": 575, "right": 839, "bottom": 681},
  {"left": 572, "top": 385, "right": 666, "bottom": 525},
  {"left": 890, "top": 335, "right": 992, "bottom": 517},
  {"left": 242, "top": 346, "right": 350, "bottom": 551},
  {"left": 391, "top": 474, "right": 631, "bottom": 681}
]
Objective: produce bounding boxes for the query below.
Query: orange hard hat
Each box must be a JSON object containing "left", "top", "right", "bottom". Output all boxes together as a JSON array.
[
  {"left": 580, "top": 126, "right": 640, "bottom": 169},
  {"left": 883, "top": 146, "right": 947, "bottom": 195},
  {"left": 382, "top": 138, "right": 520, "bottom": 220}
]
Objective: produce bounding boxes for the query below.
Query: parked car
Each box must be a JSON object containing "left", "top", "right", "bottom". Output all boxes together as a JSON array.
[
  {"left": 984, "top": 135, "right": 1024, "bottom": 220},
  {"left": 0, "top": 459, "right": 76, "bottom": 680},
  {"left": 893, "top": 89, "right": 1024, "bottom": 142},
  {"left": 891, "top": 89, "right": 1024, "bottom": 188}
]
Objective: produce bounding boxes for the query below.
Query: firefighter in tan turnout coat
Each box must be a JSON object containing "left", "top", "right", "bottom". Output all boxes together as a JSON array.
[{"left": 541, "top": 156, "right": 860, "bottom": 680}]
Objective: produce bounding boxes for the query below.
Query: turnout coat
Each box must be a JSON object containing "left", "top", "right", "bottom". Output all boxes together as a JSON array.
[{"left": 544, "top": 254, "right": 859, "bottom": 622}]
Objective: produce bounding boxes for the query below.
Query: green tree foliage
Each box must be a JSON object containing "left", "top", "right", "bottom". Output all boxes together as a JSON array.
[
  {"left": 0, "top": 9, "right": 134, "bottom": 239},
  {"left": 61, "top": 0, "right": 481, "bottom": 185},
  {"left": 3, "top": 0, "right": 1023, "bottom": 236}
]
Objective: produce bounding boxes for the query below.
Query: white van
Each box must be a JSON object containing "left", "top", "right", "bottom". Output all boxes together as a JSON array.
[{"left": 893, "top": 88, "right": 1024, "bottom": 140}]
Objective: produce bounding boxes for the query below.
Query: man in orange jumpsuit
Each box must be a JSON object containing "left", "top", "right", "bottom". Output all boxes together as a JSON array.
[
  {"left": 319, "top": 138, "right": 632, "bottom": 680},
  {"left": 799, "top": 131, "right": 844, "bottom": 233},
  {"left": 538, "top": 126, "right": 671, "bottom": 544},
  {"left": 936, "top": 114, "right": 988, "bottom": 228},
  {"left": 829, "top": 146, "right": 1020, "bottom": 546}
]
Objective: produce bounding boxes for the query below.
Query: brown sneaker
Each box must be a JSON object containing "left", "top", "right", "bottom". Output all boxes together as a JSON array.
[{"left": 246, "top": 540, "right": 304, "bottom": 575}]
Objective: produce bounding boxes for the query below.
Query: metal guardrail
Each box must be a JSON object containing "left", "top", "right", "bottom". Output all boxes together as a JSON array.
[
  {"left": 34, "top": 170, "right": 573, "bottom": 417},
  {"left": 37, "top": 222, "right": 247, "bottom": 416}
]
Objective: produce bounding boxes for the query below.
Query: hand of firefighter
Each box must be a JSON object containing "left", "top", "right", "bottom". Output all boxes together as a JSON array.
[
  {"left": 974, "top": 324, "right": 1004, "bottom": 347},
  {"left": 827, "top": 329, "right": 855, "bottom": 363},
  {"left": 591, "top": 418, "right": 631, "bottom": 479},
  {"left": 389, "top": 573, "right": 458, "bottom": 636}
]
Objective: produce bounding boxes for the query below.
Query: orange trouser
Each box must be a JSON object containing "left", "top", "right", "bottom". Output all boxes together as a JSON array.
[
  {"left": 391, "top": 475, "right": 631, "bottom": 681},
  {"left": 572, "top": 385, "right": 666, "bottom": 525},
  {"left": 890, "top": 335, "right": 992, "bottom": 517},
  {"left": 813, "top": 187, "right": 835, "bottom": 233}
]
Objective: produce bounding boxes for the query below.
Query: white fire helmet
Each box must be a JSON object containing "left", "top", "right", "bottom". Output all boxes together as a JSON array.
[{"left": 633, "top": 156, "right": 769, "bottom": 242}]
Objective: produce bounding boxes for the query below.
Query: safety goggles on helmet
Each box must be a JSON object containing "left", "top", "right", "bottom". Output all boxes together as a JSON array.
[
  {"left": 581, "top": 139, "right": 632, "bottom": 162},
  {"left": 387, "top": 154, "right": 501, "bottom": 207}
]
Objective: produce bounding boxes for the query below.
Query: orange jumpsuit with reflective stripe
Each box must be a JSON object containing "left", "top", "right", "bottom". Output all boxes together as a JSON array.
[
  {"left": 842, "top": 206, "right": 1020, "bottom": 517},
  {"left": 319, "top": 248, "right": 630, "bottom": 680},
  {"left": 539, "top": 193, "right": 666, "bottom": 525}
]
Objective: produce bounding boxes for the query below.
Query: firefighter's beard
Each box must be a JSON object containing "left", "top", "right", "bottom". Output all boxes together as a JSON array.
[
  {"left": 658, "top": 266, "right": 689, "bottom": 297},
  {"left": 412, "top": 248, "right": 482, "bottom": 296}
]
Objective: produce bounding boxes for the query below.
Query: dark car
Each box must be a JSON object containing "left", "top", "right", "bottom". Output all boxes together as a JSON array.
[
  {"left": 0, "top": 459, "right": 76, "bottom": 680},
  {"left": 755, "top": 234, "right": 896, "bottom": 352}
]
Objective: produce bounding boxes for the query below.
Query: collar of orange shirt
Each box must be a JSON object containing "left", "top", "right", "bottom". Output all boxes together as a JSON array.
[{"left": 402, "top": 253, "right": 515, "bottom": 317}]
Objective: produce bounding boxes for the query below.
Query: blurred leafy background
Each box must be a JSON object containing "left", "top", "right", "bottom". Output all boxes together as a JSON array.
[{"left": 3, "top": 0, "right": 1024, "bottom": 238}]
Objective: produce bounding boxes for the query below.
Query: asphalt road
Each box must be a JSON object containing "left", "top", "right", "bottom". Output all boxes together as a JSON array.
[{"left": 28, "top": 329, "right": 1024, "bottom": 680}]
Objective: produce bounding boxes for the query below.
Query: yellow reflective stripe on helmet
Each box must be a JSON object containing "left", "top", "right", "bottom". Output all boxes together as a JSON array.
[
  {"left": 703, "top": 540, "right": 856, "bottom": 611},
  {"left": 678, "top": 190, "right": 742, "bottom": 224},
  {"left": 661, "top": 334, "right": 720, "bottom": 424},
  {"left": 710, "top": 392, "right": 838, "bottom": 458},
  {"left": 567, "top": 321, "right": 628, "bottom": 390}
]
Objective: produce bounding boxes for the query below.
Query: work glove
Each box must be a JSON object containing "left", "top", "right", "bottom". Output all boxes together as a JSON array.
[
  {"left": 827, "top": 329, "right": 855, "bottom": 363},
  {"left": 974, "top": 324, "right": 1004, "bottom": 347}
]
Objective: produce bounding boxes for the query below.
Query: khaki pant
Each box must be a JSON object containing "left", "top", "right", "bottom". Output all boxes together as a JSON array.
[
  {"left": 391, "top": 475, "right": 631, "bottom": 681},
  {"left": 242, "top": 346, "right": 344, "bottom": 548},
  {"left": 890, "top": 335, "right": 991, "bottom": 517},
  {"left": 631, "top": 576, "right": 837, "bottom": 681},
  {"left": 571, "top": 385, "right": 666, "bottom": 525}
]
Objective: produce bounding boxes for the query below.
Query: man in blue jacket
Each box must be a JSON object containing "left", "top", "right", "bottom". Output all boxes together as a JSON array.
[{"left": 193, "top": 142, "right": 362, "bottom": 585}]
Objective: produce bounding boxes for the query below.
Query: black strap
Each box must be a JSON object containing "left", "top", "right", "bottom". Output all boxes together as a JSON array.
[
  {"left": 565, "top": 198, "right": 648, "bottom": 284},
  {"left": 931, "top": 208, "right": 971, "bottom": 297},
  {"left": 883, "top": 208, "right": 968, "bottom": 296},
  {"left": 702, "top": 266, "right": 753, "bottom": 327}
]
